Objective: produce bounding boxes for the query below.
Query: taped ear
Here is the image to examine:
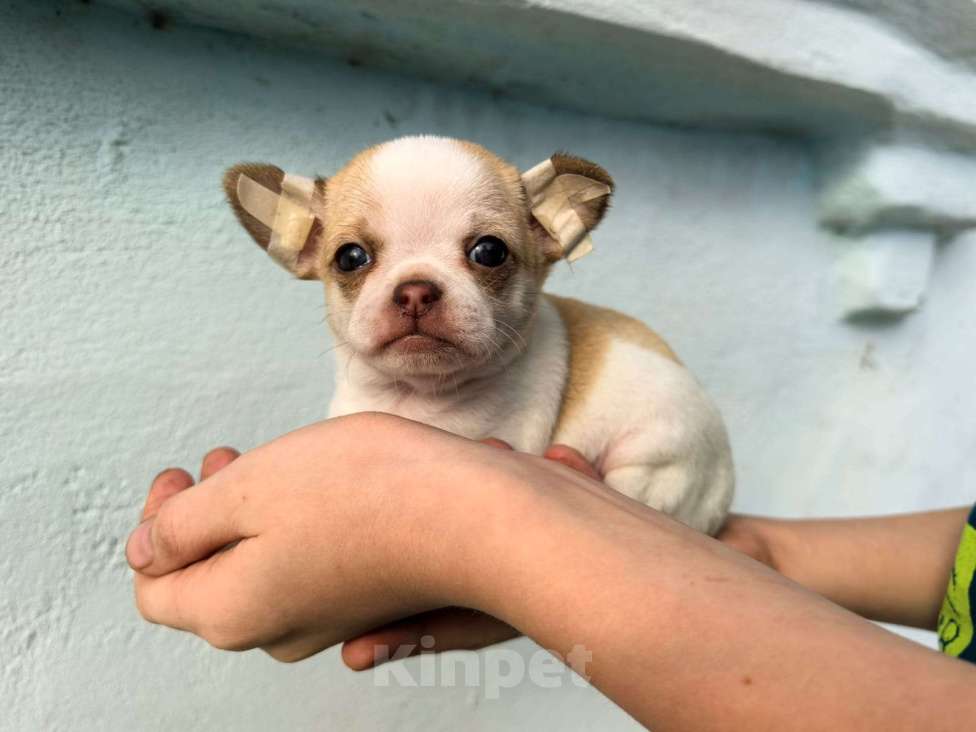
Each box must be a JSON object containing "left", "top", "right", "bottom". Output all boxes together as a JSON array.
[
  {"left": 223, "top": 163, "right": 326, "bottom": 280},
  {"left": 522, "top": 153, "right": 613, "bottom": 263}
]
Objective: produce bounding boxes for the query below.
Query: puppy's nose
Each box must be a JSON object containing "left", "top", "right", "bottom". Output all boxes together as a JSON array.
[{"left": 393, "top": 280, "right": 442, "bottom": 318}]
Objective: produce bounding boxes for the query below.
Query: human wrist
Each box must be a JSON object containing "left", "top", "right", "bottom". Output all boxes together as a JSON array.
[
  {"left": 414, "top": 450, "right": 606, "bottom": 621},
  {"left": 746, "top": 515, "right": 792, "bottom": 574},
  {"left": 382, "top": 440, "right": 536, "bottom": 614},
  {"left": 466, "top": 460, "right": 695, "bottom": 641}
]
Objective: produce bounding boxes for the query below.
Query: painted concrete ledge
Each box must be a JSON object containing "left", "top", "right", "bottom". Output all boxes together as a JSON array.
[
  {"left": 98, "top": 0, "right": 976, "bottom": 319},
  {"left": 99, "top": 0, "right": 976, "bottom": 145}
]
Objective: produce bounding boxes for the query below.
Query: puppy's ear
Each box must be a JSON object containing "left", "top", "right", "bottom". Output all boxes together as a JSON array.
[
  {"left": 522, "top": 153, "right": 614, "bottom": 263},
  {"left": 223, "top": 163, "right": 327, "bottom": 280}
]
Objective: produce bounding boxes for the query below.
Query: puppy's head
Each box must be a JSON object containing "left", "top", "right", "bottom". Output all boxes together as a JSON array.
[{"left": 223, "top": 136, "right": 613, "bottom": 380}]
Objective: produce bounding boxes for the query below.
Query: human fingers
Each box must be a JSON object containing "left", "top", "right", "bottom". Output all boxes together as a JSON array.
[
  {"left": 200, "top": 446, "right": 241, "bottom": 480},
  {"left": 125, "top": 470, "right": 248, "bottom": 575},
  {"left": 480, "top": 438, "right": 514, "bottom": 450},
  {"left": 543, "top": 444, "right": 603, "bottom": 481},
  {"left": 140, "top": 468, "right": 194, "bottom": 521},
  {"left": 339, "top": 608, "right": 519, "bottom": 670},
  {"left": 716, "top": 515, "right": 777, "bottom": 569},
  {"left": 134, "top": 538, "right": 278, "bottom": 649}
]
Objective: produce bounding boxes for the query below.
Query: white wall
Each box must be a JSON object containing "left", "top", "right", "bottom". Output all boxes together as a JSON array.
[{"left": 3, "top": 2, "right": 974, "bottom": 730}]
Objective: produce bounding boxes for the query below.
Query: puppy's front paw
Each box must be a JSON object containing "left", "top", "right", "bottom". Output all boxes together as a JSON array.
[{"left": 603, "top": 462, "right": 730, "bottom": 535}]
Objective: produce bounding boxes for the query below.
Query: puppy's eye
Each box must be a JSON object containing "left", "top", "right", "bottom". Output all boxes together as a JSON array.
[
  {"left": 335, "top": 243, "right": 371, "bottom": 272},
  {"left": 468, "top": 236, "right": 509, "bottom": 267}
]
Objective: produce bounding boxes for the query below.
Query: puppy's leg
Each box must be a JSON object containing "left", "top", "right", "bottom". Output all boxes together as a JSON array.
[
  {"left": 603, "top": 462, "right": 691, "bottom": 513},
  {"left": 560, "top": 376, "right": 734, "bottom": 535},
  {"left": 554, "top": 399, "right": 734, "bottom": 535},
  {"left": 603, "top": 458, "right": 728, "bottom": 535},
  {"left": 546, "top": 299, "right": 734, "bottom": 534}
]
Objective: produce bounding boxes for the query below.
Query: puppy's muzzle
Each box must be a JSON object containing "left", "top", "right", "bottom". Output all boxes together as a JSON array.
[{"left": 393, "top": 280, "right": 442, "bottom": 319}]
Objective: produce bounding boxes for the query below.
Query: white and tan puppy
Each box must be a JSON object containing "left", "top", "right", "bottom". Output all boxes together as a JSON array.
[{"left": 223, "top": 136, "right": 733, "bottom": 534}]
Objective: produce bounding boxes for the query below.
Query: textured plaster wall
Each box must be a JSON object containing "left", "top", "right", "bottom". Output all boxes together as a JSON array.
[
  {"left": 2, "top": 2, "right": 975, "bottom": 730},
  {"left": 98, "top": 0, "right": 976, "bottom": 143}
]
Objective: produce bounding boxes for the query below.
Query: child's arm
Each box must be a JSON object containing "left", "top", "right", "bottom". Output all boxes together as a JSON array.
[
  {"left": 133, "top": 427, "right": 976, "bottom": 731},
  {"left": 719, "top": 507, "right": 970, "bottom": 629}
]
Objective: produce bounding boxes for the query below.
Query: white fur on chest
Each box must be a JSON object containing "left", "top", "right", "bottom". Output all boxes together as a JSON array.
[{"left": 329, "top": 297, "right": 568, "bottom": 453}]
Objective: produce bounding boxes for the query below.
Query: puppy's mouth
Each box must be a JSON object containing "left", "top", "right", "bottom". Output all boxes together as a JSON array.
[
  {"left": 380, "top": 323, "right": 460, "bottom": 355},
  {"left": 385, "top": 332, "right": 456, "bottom": 353}
]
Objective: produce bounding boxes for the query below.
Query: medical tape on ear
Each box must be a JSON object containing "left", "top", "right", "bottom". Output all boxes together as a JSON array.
[
  {"left": 521, "top": 158, "right": 611, "bottom": 262},
  {"left": 236, "top": 173, "right": 317, "bottom": 273}
]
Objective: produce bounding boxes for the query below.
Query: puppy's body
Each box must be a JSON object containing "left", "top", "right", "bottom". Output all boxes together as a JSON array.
[
  {"left": 225, "top": 136, "right": 734, "bottom": 534},
  {"left": 330, "top": 294, "right": 732, "bottom": 532}
]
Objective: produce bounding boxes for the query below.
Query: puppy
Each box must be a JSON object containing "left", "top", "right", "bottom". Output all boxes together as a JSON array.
[{"left": 223, "top": 136, "right": 734, "bottom": 534}]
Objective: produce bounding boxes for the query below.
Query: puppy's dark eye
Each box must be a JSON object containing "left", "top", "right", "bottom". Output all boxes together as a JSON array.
[
  {"left": 468, "top": 236, "right": 509, "bottom": 267},
  {"left": 335, "top": 243, "right": 371, "bottom": 272}
]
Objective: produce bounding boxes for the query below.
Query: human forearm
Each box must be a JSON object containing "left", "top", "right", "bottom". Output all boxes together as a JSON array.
[
  {"left": 725, "top": 509, "right": 969, "bottom": 629},
  {"left": 128, "top": 420, "right": 976, "bottom": 731},
  {"left": 486, "top": 477, "right": 976, "bottom": 731}
]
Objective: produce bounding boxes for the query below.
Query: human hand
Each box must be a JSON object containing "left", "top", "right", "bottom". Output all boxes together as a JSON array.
[
  {"left": 714, "top": 514, "right": 779, "bottom": 569},
  {"left": 127, "top": 413, "right": 537, "bottom": 662},
  {"left": 341, "top": 440, "right": 604, "bottom": 670},
  {"left": 129, "top": 420, "right": 765, "bottom": 669},
  {"left": 342, "top": 447, "right": 795, "bottom": 669}
]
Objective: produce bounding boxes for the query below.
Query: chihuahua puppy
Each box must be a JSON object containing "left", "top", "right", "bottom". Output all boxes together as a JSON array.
[{"left": 223, "top": 136, "right": 733, "bottom": 534}]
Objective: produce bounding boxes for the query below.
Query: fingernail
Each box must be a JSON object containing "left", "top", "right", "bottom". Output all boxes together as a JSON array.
[{"left": 126, "top": 518, "right": 154, "bottom": 570}]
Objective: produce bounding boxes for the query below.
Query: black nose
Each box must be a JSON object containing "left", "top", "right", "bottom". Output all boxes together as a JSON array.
[{"left": 393, "top": 280, "right": 442, "bottom": 318}]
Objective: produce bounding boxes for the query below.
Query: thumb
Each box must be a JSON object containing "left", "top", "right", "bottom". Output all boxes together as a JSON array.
[{"left": 126, "top": 470, "right": 247, "bottom": 576}]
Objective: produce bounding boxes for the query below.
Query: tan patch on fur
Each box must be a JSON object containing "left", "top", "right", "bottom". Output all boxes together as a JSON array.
[
  {"left": 318, "top": 145, "right": 385, "bottom": 302},
  {"left": 548, "top": 294, "right": 680, "bottom": 432},
  {"left": 468, "top": 248, "right": 517, "bottom": 296},
  {"left": 454, "top": 140, "right": 554, "bottom": 280},
  {"left": 320, "top": 144, "right": 383, "bottom": 257},
  {"left": 328, "top": 218, "right": 386, "bottom": 301}
]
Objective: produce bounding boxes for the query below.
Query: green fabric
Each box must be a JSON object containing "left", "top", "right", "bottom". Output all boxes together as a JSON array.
[{"left": 938, "top": 505, "right": 976, "bottom": 663}]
